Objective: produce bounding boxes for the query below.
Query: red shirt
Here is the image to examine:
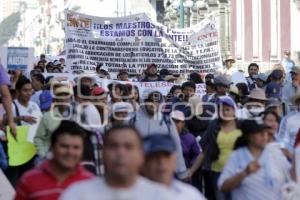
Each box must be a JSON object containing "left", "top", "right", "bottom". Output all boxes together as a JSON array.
[{"left": 15, "top": 160, "right": 94, "bottom": 200}]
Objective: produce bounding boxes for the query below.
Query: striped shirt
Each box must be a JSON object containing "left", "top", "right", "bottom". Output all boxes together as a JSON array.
[
  {"left": 218, "top": 145, "right": 290, "bottom": 200},
  {"left": 15, "top": 160, "right": 94, "bottom": 200}
]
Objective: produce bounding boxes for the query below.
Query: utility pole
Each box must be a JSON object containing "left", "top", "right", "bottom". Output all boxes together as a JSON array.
[{"left": 180, "top": 0, "right": 184, "bottom": 28}]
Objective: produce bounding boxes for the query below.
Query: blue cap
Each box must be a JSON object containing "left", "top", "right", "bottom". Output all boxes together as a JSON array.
[
  {"left": 269, "top": 69, "right": 283, "bottom": 80},
  {"left": 39, "top": 90, "right": 53, "bottom": 110},
  {"left": 213, "top": 76, "right": 231, "bottom": 87},
  {"left": 265, "top": 82, "right": 282, "bottom": 99},
  {"left": 144, "top": 135, "right": 177, "bottom": 155},
  {"left": 217, "top": 96, "right": 236, "bottom": 109}
]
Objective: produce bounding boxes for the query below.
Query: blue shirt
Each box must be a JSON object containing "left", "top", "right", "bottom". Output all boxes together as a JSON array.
[{"left": 0, "top": 142, "right": 7, "bottom": 170}]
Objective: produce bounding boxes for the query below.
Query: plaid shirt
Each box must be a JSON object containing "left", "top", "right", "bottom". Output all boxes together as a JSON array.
[{"left": 88, "top": 131, "right": 104, "bottom": 176}]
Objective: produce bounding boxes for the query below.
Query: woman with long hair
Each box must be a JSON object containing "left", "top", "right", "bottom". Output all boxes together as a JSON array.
[
  {"left": 263, "top": 110, "right": 293, "bottom": 160},
  {"left": 218, "top": 120, "right": 290, "bottom": 200},
  {"left": 200, "top": 96, "right": 241, "bottom": 200}
]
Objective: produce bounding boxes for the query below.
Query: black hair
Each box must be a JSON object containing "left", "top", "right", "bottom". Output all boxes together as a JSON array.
[
  {"left": 73, "top": 84, "right": 91, "bottom": 97},
  {"left": 103, "top": 124, "right": 142, "bottom": 146},
  {"left": 37, "top": 61, "right": 45, "bottom": 66},
  {"left": 50, "top": 120, "right": 86, "bottom": 146},
  {"left": 108, "top": 83, "right": 125, "bottom": 95},
  {"left": 99, "top": 69, "right": 109, "bottom": 76},
  {"left": 46, "top": 62, "right": 54, "bottom": 68},
  {"left": 262, "top": 110, "right": 280, "bottom": 123},
  {"left": 248, "top": 63, "right": 259, "bottom": 71},
  {"left": 234, "top": 135, "right": 248, "bottom": 150},
  {"left": 160, "top": 69, "right": 172, "bottom": 76},
  {"left": 205, "top": 73, "right": 214, "bottom": 81},
  {"left": 32, "top": 73, "right": 45, "bottom": 84},
  {"left": 236, "top": 82, "right": 249, "bottom": 96},
  {"left": 96, "top": 63, "right": 103, "bottom": 72},
  {"left": 205, "top": 80, "right": 214, "bottom": 87},
  {"left": 127, "top": 84, "right": 140, "bottom": 103},
  {"left": 15, "top": 76, "right": 31, "bottom": 91},
  {"left": 40, "top": 54, "right": 46, "bottom": 59},
  {"left": 181, "top": 81, "right": 196, "bottom": 91},
  {"left": 145, "top": 91, "right": 163, "bottom": 103},
  {"left": 189, "top": 72, "right": 203, "bottom": 84},
  {"left": 170, "top": 85, "right": 182, "bottom": 95}
]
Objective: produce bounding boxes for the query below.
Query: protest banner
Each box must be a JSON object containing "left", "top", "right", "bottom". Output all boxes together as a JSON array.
[
  {"left": 195, "top": 84, "right": 206, "bottom": 97},
  {"left": 42, "top": 73, "right": 207, "bottom": 98},
  {"left": 0, "top": 46, "right": 34, "bottom": 71},
  {"left": 96, "top": 77, "right": 175, "bottom": 97},
  {"left": 65, "top": 11, "right": 222, "bottom": 74},
  {"left": 7, "top": 126, "right": 36, "bottom": 166}
]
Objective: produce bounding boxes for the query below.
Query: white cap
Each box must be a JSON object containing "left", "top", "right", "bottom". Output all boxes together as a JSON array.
[
  {"left": 170, "top": 110, "right": 185, "bottom": 121},
  {"left": 112, "top": 102, "right": 133, "bottom": 113}
]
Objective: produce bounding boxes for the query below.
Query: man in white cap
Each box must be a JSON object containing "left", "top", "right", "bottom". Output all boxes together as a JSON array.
[
  {"left": 110, "top": 102, "right": 133, "bottom": 126},
  {"left": 220, "top": 56, "right": 236, "bottom": 78},
  {"left": 34, "top": 84, "right": 73, "bottom": 159}
]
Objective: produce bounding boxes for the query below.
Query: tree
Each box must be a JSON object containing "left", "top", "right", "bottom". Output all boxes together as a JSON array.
[{"left": 0, "top": 12, "right": 21, "bottom": 45}]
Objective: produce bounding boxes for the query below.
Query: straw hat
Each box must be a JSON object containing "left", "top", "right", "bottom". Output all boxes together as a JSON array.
[
  {"left": 225, "top": 55, "right": 235, "bottom": 63},
  {"left": 248, "top": 88, "right": 267, "bottom": 101}
]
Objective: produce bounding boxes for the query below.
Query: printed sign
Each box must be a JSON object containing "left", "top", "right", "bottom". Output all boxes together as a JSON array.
[{"left": 65, "top": 11, "right": 222, "bottom": 74}]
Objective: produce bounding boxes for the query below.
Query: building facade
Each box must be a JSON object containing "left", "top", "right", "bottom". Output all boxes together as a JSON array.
[
  {"left": 162, "top": 0, "right": 231, "bottom": 59},
  {"left": 231, "top": 0, "right": 300, "bottom": 70}
]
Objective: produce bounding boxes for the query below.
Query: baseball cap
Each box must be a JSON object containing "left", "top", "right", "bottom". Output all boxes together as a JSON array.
[
  {"left": 218, "top": 96, "right": 236, "bottom": 109},
  {"left": 241, "top": 119, "right": 269, "bottom": 135},
  {"left": 257, "top": 73, "right": 268, "bottom": 82},
  {"left": 266, "top": 98, "right": 282, "bottom": 109},
  {"left": 112, "top": 102, "right": 133, "bottom": 114},
  {"left": 144, "top": 134, "right": 177, "bottom": 155},
  {"left": 39, "top": 90, "right": 52, "bottom": 110},
  {"left": 265, "top": 82, "right": 282, "bottom": 99},
  {"left": 170, "top": 110, "right": 185, "bottom": 121},
  {"left": 54, "top": 85, "right": 72, "bottom": 96},
  {"left": 213, "top": 76, "right": 231, "bottom": 87},
  {"left": 91, "top": 87, "right": 106, "bottom": 96}
]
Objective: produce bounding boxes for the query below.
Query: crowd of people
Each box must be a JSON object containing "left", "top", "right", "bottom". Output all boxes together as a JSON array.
[{"left": 0, "top": 52, "right": 300, "bottom": 200}]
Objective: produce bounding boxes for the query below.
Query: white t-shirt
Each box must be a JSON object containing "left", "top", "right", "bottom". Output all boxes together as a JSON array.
[
  {"left": 60, "top": 177, "right": 173, "bottom": 200},
  {"left": 30, "top": 90, "right": 42, "bottom": 107},
  {"left": 84, "top": 104, "right": 101, "bottom": 126},
  {"left": 171, "top": 180, "right": 206, "bottom": 200},
  {"left": 12, "top": 100, "right": 42, "bottom": 126}
]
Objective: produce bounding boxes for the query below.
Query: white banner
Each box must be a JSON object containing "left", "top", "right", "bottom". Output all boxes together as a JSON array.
[
  {"left": 65, "top": 11, "right": 222, "bottom": 75},
  {"left": 43, "top": 73, "right": 206, "bottom": 98}
]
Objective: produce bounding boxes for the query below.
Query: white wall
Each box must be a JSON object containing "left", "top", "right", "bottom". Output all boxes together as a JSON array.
[{"left": 291, "top": 1, "right": 300, "bottom": 52}]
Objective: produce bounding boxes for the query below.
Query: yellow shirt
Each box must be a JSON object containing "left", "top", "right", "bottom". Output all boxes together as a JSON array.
[{"left": 211, "top": 129, "right": 242, "bottom": 172}]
